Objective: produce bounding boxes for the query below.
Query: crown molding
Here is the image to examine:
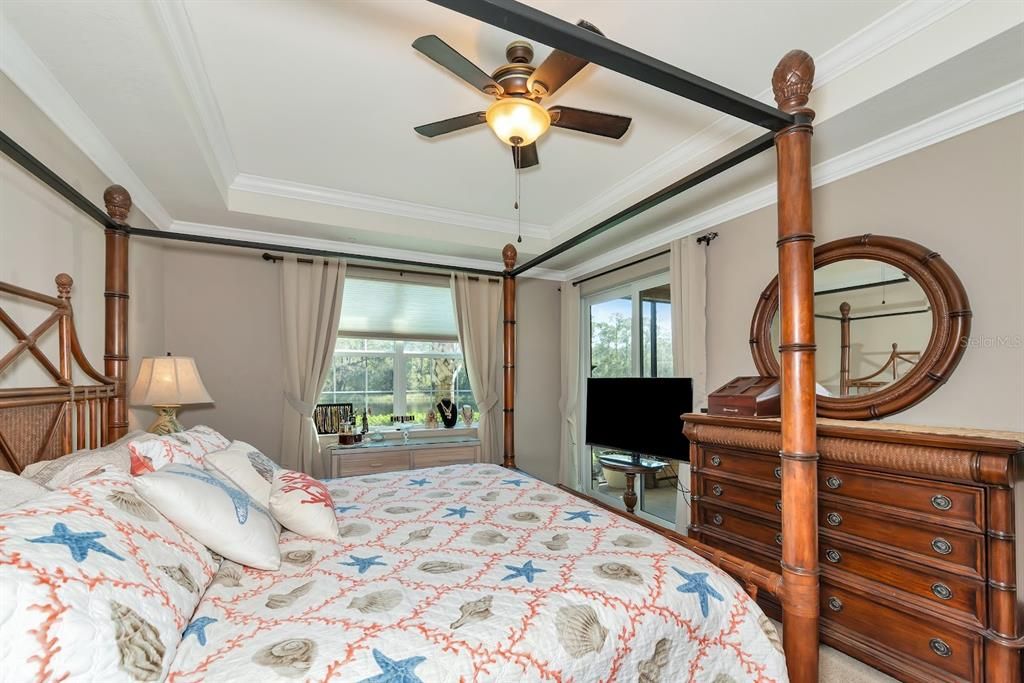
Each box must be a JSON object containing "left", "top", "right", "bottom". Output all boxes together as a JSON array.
[
  {"left": 151, "top": 0, "right": 237, "bottom": 198},
  {"left": 0, "top": 15, "right": 172, "bottom": 229},
  {"left": 562, "top": 79, "right": 1023, "bottom": 281},
  {"left": 167, "top": 220, "right": 566, "bottom": 280},
  {"left": 549, "top": 0, "right": 973, "bottom": 239},
  {"left": 230, "top": 173, "right": 550, "bottom": 239}
]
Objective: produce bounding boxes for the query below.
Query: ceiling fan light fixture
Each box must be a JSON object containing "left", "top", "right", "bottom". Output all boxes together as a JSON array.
[{"left": 485, "top": 98, "right": 550, "bottom": 146}]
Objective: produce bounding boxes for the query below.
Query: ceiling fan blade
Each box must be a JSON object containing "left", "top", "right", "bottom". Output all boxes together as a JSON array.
[
  {"left": 549, "top": 106, "right": 631, "bottom": 139},
  {"left": 414, "top": 112, "right": 486, "bottom": 138},
  {"left": 527, "top": 19, "right": 603, "bottom": 98},
  {"left": 412, "top": 35, "right": 504, "bottom": 96},
  {"left": 512, "top": 143, "right": 539, "bottom": 169}
]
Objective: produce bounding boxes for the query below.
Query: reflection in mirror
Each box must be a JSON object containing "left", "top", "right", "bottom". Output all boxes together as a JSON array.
[{"left": 770, "top": 259, "right": 932, "bottom": 397}]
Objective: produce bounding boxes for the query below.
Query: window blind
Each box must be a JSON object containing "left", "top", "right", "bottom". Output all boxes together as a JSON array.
[{"left": 339, "top": 277, "right": 457, "bottom": 341}]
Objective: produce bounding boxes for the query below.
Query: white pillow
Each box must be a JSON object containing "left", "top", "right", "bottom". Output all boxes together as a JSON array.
[
  {"left": 21, "top": 430, "right": 152, "bottom": 489},
  {"left": 0, "top": 471, "right": 48, "bottom": 511},
  {"left": 134, "top": 463, "right": 281, "bottom": 570},
  {"left": 126, "top": 426, "right": 230, "bottom": 474},
  {"left": 269, "top": 470, "right": 339, "bottom": 540},
  {"left": 0, "top": 470, "right": 218, "bottom": 682},
  {"left": 204, "top": 441, "right": 281, "bottom": 506}
]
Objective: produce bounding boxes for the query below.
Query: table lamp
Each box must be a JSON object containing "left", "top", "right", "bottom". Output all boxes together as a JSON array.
[{"left": 129, "top": 354, "right": 213, "bottom": 435}]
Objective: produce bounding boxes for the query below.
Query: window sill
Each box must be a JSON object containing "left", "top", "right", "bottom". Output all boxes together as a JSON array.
[{"left": 317, "top": 425, "right": 478, "bottom": 450}]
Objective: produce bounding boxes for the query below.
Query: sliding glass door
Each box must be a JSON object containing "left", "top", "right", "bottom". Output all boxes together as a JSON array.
[{"left": 580, "top": 272, "right": 678, "bottom": 527}]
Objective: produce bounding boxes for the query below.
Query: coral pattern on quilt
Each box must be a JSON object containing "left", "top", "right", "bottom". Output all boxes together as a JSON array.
[
  {"left": 0, "top": 469, "right": 219, "bottom": 682},
  {"left": 127, "top": 426, "right": 230, "bottom": 474},
  {"left": 168, "top": 464, "right": 786, "bottom": 682}
]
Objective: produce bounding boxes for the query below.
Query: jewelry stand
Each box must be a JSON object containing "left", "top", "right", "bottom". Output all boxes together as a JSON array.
[{"left": 436, "top": 398, "right": 458, "bottom": 428}]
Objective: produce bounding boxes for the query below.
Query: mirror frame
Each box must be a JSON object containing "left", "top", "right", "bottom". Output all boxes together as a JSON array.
[{"left": 749, "top": 234, "right": 971, "bottom": 419}]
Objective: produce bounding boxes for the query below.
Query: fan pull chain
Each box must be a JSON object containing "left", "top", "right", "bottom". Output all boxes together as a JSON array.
[{"left": 513, "top": 144, "right": 522, "bottom": 243}]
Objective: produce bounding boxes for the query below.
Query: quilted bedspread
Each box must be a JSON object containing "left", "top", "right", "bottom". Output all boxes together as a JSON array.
[{"left": 167, "top": 464, "right": 787, "bottom": 682}]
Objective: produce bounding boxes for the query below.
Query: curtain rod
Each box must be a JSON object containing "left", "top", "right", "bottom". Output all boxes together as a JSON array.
[
  {"left": 260, "top": 252, "right": 499, "bottom": 282},
  {"left": 571, "top": 231, "right": 718, "bottom": 287}
]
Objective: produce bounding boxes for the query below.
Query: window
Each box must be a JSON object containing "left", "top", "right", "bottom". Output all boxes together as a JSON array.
[
  {"left": 317, "top": 277, "right": 476, "bottom": 426},
  {"left": 581, "top": 272, "right": 678, "bottom": 525}
]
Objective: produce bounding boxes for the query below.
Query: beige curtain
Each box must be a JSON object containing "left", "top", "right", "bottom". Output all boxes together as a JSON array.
[
  {"left": 451, "top": 273, "right": 502, "bottom": 462},
  {"left": 558, "top": 282, "right": 581, "bottom": 487},
  {"left": 280, "top": 256, "right": 346, "bottom": 476},
  {"left": 669, "top": 236, "right": 708, "bottom": 410}
]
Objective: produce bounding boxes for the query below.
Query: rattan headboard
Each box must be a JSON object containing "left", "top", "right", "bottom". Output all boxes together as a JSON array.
[{"left": 0, "top": 274, "right": 116, "bottom": 472}]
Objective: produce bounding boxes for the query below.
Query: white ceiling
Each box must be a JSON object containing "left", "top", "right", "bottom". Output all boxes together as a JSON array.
[{"left": 1, "top": 0, "right": 1021, "bottom": 277}]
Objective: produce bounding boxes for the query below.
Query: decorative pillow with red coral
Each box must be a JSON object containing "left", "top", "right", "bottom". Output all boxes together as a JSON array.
[
  {"left": 126, "top": 426, "right": 230, "bottom": 475},
  {"left": 204, "top": 441, "right": 281, "bottom": 507},
  {"left": 269, "top": 470, "right": 338, "bottom": 540}
]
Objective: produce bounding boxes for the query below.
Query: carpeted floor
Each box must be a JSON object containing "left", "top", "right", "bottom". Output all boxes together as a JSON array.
[{"left": 771, "top": 620, "right": 898, "bottom": 682}]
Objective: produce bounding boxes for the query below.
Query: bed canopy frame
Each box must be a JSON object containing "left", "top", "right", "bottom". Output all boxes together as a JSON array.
[{"left": 0, "top": 1, "right": 822, "bottom": 679}]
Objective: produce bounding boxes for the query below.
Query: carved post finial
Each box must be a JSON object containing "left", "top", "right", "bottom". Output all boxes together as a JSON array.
[
  {"left": 55, "top": 273, "right": 73, "bottom": 299},
  {"left": 839, "top": 301, "right": 850, "bottom": 317},
  {"left": 772, "top": 50, "right": 815, "bottom": 117},
  {"left": 103, "top": 185, "right": 132, "bottom": 224},
  {"left": 502, "top": 243, "right": 518, "bottom": 271}
]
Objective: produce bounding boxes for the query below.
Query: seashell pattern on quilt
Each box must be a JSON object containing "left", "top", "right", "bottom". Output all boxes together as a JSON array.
[{"left": 159, "top": 463, "right": 786, "bottom": 682}]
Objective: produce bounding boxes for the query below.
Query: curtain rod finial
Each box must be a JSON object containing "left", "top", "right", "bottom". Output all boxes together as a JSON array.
[
  {"left": 103, "top": 185, "right": 132, "bottom": 224},
  {"left": 502, "top": 243, "right": 518, "bottom": 271}
]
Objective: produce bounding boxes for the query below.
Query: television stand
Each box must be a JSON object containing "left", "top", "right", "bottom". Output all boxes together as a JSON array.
[{"left": 596, "top": 454, "right": 667, "bottom": 514}]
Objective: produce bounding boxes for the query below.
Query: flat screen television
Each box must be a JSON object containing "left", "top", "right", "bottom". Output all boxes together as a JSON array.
[{"left": 585, "top": 377, "right": 693, "bottom": 461}]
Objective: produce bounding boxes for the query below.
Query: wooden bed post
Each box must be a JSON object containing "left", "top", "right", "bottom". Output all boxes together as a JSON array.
[
  {"left": 103, "top": 185, "right": 131, "bottom": 441},
  {"left": 501, "top": 243, "right": 517, "bottom": 468},
  {"left": 772, "top": 50, "right": 819, "bottom": 683}
]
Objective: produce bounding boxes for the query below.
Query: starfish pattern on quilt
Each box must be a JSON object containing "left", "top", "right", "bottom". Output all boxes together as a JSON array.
[
  {"left": 27, "top": 522, "right": 124, "bottom": 563},
  {"left": 501, "top": 479, "right": 527, "bottom": 487},
  {"left": 443, "top": 506, "right": 473, "bottom": 519},
  {"left": 166, "top": 466, "right": 263, "bottom": 524},
  {"left": 341, "top": 555, "right": 387, "bottom": 574},
  {"left": 673, "top": 567, "right": 724, "bottom": 618},
  {"left": 183, "top": 616, "right": 217, "bottom": 646},
  {"left": 502, "top": 559, "right": 545, "bottom": 583},
  {"left": 335, "top": 505, "right": 360, "bottom": 514},
  {"left": 357, "top": 648, "right": 426, "bottom": 683},
  {"left": 408, "top": 478, "right": 430, "bottom": 487},
  {"left": 564, "top": 510, "right": 598, "bottom": 523}
]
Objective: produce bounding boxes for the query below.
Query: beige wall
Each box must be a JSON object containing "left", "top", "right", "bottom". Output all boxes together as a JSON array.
[
  {"left": 162, "top": 244, "right": 283, "bottom": 456},
  {"left": 514, "top": 277, "right": 562, "bottom": 483},
  {"left": 706, "top": 113, "right": 1024, "bottom": 431},
  {"left": 0, "top": 74, "right": 165, "bottom": 430}
]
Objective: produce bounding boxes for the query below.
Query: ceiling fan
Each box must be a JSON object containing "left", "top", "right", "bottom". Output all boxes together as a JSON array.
[{"left": 412, "top": 20, "right": 631, "bottom": 169}]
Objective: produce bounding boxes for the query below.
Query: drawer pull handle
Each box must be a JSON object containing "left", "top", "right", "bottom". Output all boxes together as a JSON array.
[
  {"left": 825, "top": 549, "right": 842, "bottom": 563},
  {"left": 826, "top": 512, "right": 843, "bottom": 527},
  {"left": 929, "top": 638, "right": 952, "bottom": 658},
  {"left": 710, "top": 455, "right": 722, "bottom": 467},
  {"left": 773, "top": 466, "right": 782, "bottom": 480},
  {"left": 825, "top": 475, "right": 842, "bottom": 490},
  {"left": 712, "top": 513, "right": 723, "bottom": 526},
  {"left": 931, "top": 495, "right": 952, "bottom": 511},
  {"left": 775, "top": 532, "right": 783, "bottom": 546},
  {"left": 712, "top": 484, "right": 724, "bottom": 496},
  {"left": 931, "top": 538, "right": 953, "bottom": 555},
  {"left": 827, "top": 597, "right": 843, "bottom": 612},
  {"left": 775, "top": 500, "right": 782, "bottom": 512},
  {"left": 931, "top": 583, "right": 953, "bottom": 600}
]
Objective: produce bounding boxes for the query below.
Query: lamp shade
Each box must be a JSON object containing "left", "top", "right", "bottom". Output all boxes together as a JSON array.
[
  {"left": 130, "top": 356, "right": 213, "bottom": 407},
  {"left": 485, "top": 97, "right": 550, "bottom": 146}
]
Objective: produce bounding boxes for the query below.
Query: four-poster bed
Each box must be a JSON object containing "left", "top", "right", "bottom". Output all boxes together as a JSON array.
[{"left": 7, "top": 2, "right": 1014, "bottom": 681}]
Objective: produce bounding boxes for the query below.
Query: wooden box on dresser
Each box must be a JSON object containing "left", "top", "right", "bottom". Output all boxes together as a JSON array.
[{"left": 684, "top": 414, "right": 1022, "bottom": 683}]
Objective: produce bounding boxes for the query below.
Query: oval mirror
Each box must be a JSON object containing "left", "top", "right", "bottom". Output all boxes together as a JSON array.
[{"left": 750, "top": 235, "right": 971, "bottom": 420}]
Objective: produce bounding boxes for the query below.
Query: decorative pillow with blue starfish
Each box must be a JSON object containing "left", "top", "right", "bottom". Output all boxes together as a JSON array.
[
  {"left": 134, "top": 463, "right": 281, "bottom": 570},
  {"left": 0, "top": 468, "right": 218, "bottom": 682}
]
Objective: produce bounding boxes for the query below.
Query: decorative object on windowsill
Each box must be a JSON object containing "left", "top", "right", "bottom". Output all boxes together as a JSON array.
[
  {"left": 425, "top": 409, "right": 438, "bottom": 430},
  {"left": 361, "top": 409, "right": 369, "bottom": 434},
  {"left": 129, "top": 354, "right": 213, "bottom": 435},
  {"left": 461, "top": 405, "right": 474, "bottom": 427},
  {"left": 313, "top": 403, "right": 354, "bottom": 435},
  {"left": 337, "top": 422, "right": 362, "bottom": 447},
  {"left": 437, "top": 398, "right": 458, "bottom": 428}
]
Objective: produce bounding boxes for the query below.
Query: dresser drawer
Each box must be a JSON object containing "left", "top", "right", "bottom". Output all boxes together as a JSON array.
[
  {"left": 698, "top": 474, "right": 781, "bottom": 518},
  {"left": 698, "top": 504, "right": 781, "bottom": 551},
  {"left": 698, "top": 447, "right": 781, "bottom": 483},
  {"left": 337, "top": 451, "right": 410, "bottom": 477},
  {"left": 819, "top": 503, "right": 983, "bottom": 577},
  {"left": 822, "top": 583, "right": 983, "bottom": 682},
  {"left": 819, "top": 466, "right": 983, "bottom": 530},
  {"left": 412, "top": 446, "right": 478, "bottom": 469},
  {"left": 820, "top": 539, "right": 985, "bottom": 624}
]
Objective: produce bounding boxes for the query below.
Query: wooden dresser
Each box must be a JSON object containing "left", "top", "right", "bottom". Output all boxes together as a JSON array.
[{"left": 684, "top": 414, "right": 1022, "bottom": 683}]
